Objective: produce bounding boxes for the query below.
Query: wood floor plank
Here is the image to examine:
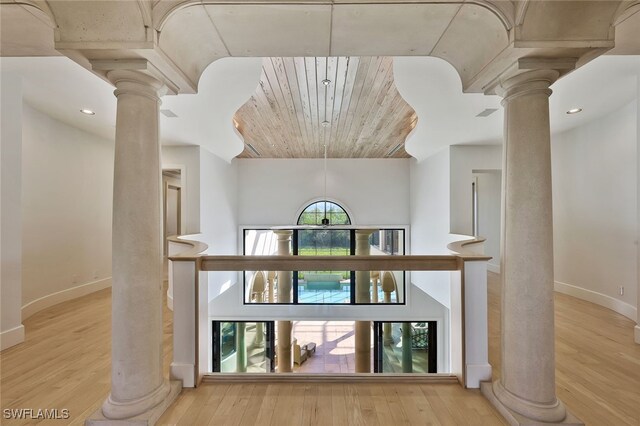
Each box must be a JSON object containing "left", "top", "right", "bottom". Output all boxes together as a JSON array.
[
  {"left": 237, "top": 384, "right": 267, "bottom": 426},
  {"left": 370, "top": 384, "right": 397, "bottom": 426},
  {"left": 330, "top": 384, "right": 349, "bottom": 426},
  {"left": 2, "top": 273, "right": 639, "bottom": 425}
]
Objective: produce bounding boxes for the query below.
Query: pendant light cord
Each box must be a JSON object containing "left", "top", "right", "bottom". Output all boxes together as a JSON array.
[{"left": 323, "top": 144, "right": 328, "bottom": 224}]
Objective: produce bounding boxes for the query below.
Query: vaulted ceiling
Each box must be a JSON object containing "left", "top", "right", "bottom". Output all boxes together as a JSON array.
[{"left": 234, "top": 57, "right": 416, "bottom": 159}]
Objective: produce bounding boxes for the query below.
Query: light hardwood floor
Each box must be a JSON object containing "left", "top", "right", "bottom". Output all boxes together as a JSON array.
[{"left": 1, "top": 274, "right": 638, "bottom": 425}]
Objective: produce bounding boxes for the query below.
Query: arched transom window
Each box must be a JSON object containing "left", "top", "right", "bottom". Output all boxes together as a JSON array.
[{"left": 297, "top": 201, "right": 351, "bottom": 226}]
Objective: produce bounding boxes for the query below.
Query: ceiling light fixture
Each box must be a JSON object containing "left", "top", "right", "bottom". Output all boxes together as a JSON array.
[
  {"left": 80, "top": 109, "right": 95, "bottom": 115},
  {"left": 322, "top": 79, "right": 331, "bottom": 86},
  {"left": 566, "top": 108, "right": 583, "bottom": 114},
  {"left": 321, "top": 120, "right": 330, "bottom": 127}
]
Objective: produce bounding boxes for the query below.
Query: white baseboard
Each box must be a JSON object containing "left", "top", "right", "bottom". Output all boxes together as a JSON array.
[
  {"left": 21, "top": 278, "right": 112, "bottom": 320},
  {"left": 487, "top": 263, "right": 500, "bottom": 274},
  {"left": 554, "top": 280, "right": 637, "bottom": 322},
  {"left": 170, "top": 362, "right": 194, "bottom": 388},
  {"left": 0, "top": 325, "right": 25, "bottom": 351},
  {"left": 167, "top": 294, "right": 174, "bottom": 311},
  {"left": 465, "top": 363, "right": 492, "bottom": 389},
  {"left": 634, "top": 325, "right": 640, "bottom": 344}
]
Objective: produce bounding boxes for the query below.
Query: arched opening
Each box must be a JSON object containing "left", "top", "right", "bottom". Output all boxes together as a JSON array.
[{"left": 297, "top": 200, "right": 351, "bottom": 226}]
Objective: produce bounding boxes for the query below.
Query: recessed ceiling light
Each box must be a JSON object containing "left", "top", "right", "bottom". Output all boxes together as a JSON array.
[
  {"left": 80, "top": 109, "right": 95, "bottom": 115},
  {"left": 322, "top": 79, "right": 331, "bottom": 86},
  {"left": 566, "top": 108, "right": 582, "bottom": 115},
  {"left": 321, "top": 120, "right": 330, "bottom": 127}
]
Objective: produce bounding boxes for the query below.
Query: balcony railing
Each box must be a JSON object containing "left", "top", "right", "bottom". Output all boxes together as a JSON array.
[{"left": 168, "top": 235, "right": 492, "bottom": 390}]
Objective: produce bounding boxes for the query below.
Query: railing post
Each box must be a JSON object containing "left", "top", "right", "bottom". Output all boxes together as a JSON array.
[
  {"left": 170, "top": 260, "right": 197, "bottom": 387},
  {"left": 462, "top": 260, "right": 492, "bottom": 388}
]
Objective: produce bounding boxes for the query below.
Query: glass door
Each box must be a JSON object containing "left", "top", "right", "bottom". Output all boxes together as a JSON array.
[
  {"left": 212, "top": 321, "right": 275, "bottom": 373},
  {"left": 373, "top": 321, "right": 437, "bottom": 373}
]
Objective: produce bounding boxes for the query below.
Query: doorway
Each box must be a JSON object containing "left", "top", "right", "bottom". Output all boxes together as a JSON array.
[{"left": 162, "top": 169, "right": 182, "bottom": 257}]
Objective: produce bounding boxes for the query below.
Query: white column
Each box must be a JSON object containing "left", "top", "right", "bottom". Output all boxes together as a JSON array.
[
  {"left": 483, "top": 70, "right": 569, "bottom": 423},
  {"left": 355, "top": 229, "right": 374, "bottom": 373},
  {"left": 275, "top": 230, "right": 293, "bottom": 372},
  {"left": 101, "top": 70, "right": 171, "bottom": 419}
]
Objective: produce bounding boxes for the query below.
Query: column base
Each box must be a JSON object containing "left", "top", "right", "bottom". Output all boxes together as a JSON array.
[
  {"left": 634, "top": 325, "right": 640, "bottom": 344},
  {"left": 481, "top": 381, "right": 583, "bottom": 426},
  {"left": 86, "top": 380, "right": 181, "bottom": 425}
]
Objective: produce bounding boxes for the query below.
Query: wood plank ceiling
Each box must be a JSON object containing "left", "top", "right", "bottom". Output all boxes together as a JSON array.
[{"left": 234, "top": 57, "right": 417, "bottom": 159}]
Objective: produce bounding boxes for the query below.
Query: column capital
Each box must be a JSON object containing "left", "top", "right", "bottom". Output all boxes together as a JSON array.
[
  {"left": 274, "top": 229, "right": 293, "bottom": 240},
  {"left": 355, "top": 228, "right": 376, "bottom": 239},
  {"left": 108, "top": 69, "right": 167, "bottom": 103},
  {"left": 91, "top": 58, "right": 177, "bottom": 99},
  {"left": 496, "top": 69, "right": 559, "bottom": 103}
]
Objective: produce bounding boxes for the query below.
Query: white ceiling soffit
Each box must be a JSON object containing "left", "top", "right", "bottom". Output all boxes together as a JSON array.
[
  {"left": 2, "top": 54, "right": 637, "bottom": 163},
  {"left": 0, "top": 56, "right": 262, "bottom": 162},
  {"left": 393, "top": 56, "right": 502, "bottom": 161},
  {"left": 0, "top": 56, "right": 117, "bottom": 140},
  {"left": 549, "top": 55, "right": 640, "bottom": 133},
  {"left": 161, "top": 57, "right": 263, "bottom": 162},
  {"left": 393, "top": 54, "right": 640, "bottom": 162}
]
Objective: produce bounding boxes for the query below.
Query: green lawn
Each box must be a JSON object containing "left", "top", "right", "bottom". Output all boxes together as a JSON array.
[{"left": 298, "top": 247, "right": 349, "bottom": 256}]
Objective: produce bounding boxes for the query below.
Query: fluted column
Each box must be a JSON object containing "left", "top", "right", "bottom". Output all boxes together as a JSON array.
[
  {"left": 355, "top": 229, "right": 374, "bottom": 373},
  {"left": 482, "top": 70, "right": 570, "bottom": 424},
  {"left": 101, "top": 70, "right": 170, "bottom": 419},
  {"left": 275, "top": 230, "right": 293, "bottom": 372}
]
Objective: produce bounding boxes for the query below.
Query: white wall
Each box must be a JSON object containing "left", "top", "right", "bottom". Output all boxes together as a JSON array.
[
  {"left": 199, "top": 149, "right": 238, "bottom": 299},
  {"left": 637, "top": 74, "right": 640, "bottom": 342},
  {"left": 21, "top": 103, "right": 114, "bottom": 319},
  {"left": 199, "top": 149, "right": 238, "bottom": 251},
  {"left": 409, "top": 148, "right": 452, "bottom": 308},
  {"left": 237, "top": 158, "right": 410, "bottom": 226},
  {"left": 1, "top": 72, "right": 25, "bottom": 350},
  {"left": 475, "top": 170, "right": 501, "bottom": 272},
  {"left": 162, "top": 146, "right": 200, "bottom": 234},
  {"left": 552, "top": 100, "right": 638, "bottom": 321},
  {"left": 449, "top": 145, "right": 502, "bottom": 236}
]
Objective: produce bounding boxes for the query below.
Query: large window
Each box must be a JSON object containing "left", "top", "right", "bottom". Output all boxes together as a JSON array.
[
  {"left": 242, "top": 200, "right": 405, "bottom": 305},
  {"left": 296, "top": 228, "right": 352, "bottom": 304},
  {"left": 297, "top": 201, "right": 351, "bottom": 226}
]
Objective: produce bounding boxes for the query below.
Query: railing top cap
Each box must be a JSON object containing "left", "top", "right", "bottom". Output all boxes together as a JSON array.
[{"left": 169, "top": 254, "right": 491, "bottom": 271}]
